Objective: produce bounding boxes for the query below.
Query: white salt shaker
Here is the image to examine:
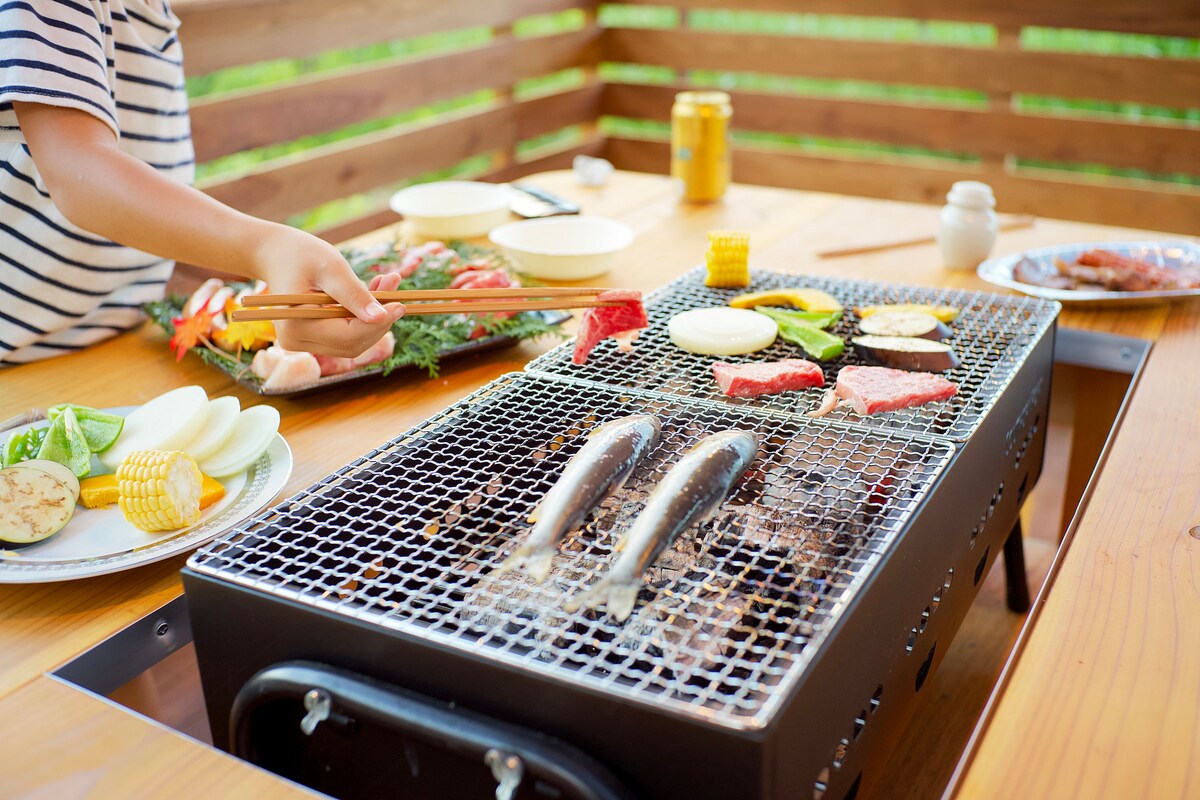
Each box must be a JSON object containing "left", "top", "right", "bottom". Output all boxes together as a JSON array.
[{"left": 937, "top": 181, "right": 998, "bottom": 270}]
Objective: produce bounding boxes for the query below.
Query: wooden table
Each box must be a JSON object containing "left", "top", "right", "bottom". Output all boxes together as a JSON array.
[{"left": 1, "top": 170, "right": 1196, "bottom": 799}]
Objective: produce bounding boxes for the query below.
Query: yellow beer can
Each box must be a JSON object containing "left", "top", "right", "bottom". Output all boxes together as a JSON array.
[{"left": 671, "top": 90, "right": 732, "bottom": 203}]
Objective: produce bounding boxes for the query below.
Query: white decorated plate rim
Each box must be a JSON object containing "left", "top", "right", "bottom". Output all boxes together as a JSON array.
[{"left": 0, "top": 406, "right": 292, "bottom": 583}]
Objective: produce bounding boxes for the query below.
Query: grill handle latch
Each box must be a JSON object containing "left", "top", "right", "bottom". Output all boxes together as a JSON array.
[
  {"left": 300, "top": 688, "right": 331, "bottom": 736},
  {"left": 485, "top": 748, "right": 524, "bottom": 800}
]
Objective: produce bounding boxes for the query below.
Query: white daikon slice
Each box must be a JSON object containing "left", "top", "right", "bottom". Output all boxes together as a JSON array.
[
  {"left": 199, "top": 405, "right": 280, "bottom": 478},
  {"left": 668, "top": 308, "right": 779, "bottom": 356},
  {"left": 183, "top": 396, "right": 242, "bottom": 462},
  {"left": 99, "top": 385, "right": 210, "bottom": 471}
]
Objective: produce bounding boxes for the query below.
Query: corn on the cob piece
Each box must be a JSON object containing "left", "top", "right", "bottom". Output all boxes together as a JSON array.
[
  {"left": 117, "top": 450, "right": 202, "bottom": 532},
  {"left": 704, "top": 230, "right": 750, "bottom": 288}
]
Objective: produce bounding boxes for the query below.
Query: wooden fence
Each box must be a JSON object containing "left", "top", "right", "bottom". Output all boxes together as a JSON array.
[{"left": 175, "top": 0, "right": 1200, "bottom": 238}]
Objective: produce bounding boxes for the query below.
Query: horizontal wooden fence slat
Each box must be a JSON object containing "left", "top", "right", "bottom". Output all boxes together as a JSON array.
[
  {"left": 602, "top": 83, "right": 1200, "bottom": 177},
  {"left": 604, "top": 137, "right": 1200, "bottom": 233},
  {"left": 176, "top": 0, "right": 597, "bottom": 75},
  {"left": 518, "top": 83, "right": 604, "bottom": 140},
  {"left": 615, "top": 0, "right": 1200, "bottom": 37},
  {"left": 201, "top": 89, "right": 600, "bottom": 222},
  {"left": 201, "top": 105, "right": 517, "bottom": 221},
  {"left": 191, "top": 28, "right": 600, "bottom": 162},
  {"left": 603, "top": 29, "right": 1200, "bottom": 110}
]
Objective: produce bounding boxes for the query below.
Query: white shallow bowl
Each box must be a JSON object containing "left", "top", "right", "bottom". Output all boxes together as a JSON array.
[
  {"left": 488, "top": 216, "right": 634, "bottom": 280},
  {"left": 388, "top": 181, "right": 512, "bottom": 238}
]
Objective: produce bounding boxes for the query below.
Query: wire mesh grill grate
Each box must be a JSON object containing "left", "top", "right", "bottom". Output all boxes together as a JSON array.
[
  {"left": 527, "top": 267, "right": 1059, "bottom": 441},
  {"left": 189, "top": 373, "right": 953, "bottom": 730}
]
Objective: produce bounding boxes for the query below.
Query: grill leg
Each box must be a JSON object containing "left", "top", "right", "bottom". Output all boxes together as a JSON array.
[{"left": 1003, "top": 520, "right": 1031, "bottom": 614}]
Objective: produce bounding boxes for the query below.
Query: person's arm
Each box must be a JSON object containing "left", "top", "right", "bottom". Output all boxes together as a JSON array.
[{"left": 13, "top": 102, "right": 404, "bottom": 358}]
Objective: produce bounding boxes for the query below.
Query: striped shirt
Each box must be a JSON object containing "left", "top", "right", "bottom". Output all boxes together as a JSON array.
[{"left": 0, "top": 0, "right": 194, "bottom": 364}]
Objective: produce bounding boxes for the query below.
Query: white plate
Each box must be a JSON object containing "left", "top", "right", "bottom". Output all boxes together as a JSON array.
[
  {"left": 977, "top": 240, "right": 1200, "bottom": 305},
  {"left": 0, "top": 407, "right": 292, "bottom": 583}
]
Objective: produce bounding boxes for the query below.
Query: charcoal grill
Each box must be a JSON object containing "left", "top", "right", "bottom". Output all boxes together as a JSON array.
[{"left": 185, "top": 270, "right": 1059, "bottom": 800}]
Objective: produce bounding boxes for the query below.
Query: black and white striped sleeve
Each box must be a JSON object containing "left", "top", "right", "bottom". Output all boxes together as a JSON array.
[{"left": 0, "top": 0, "right": 118, "bottom": 140}]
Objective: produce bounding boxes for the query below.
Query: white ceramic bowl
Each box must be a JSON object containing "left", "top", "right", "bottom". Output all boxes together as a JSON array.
[
  {"left": 388, "top": 181, "right": 512, "bottom": 239},
  {"left": 488, "top": 216, "right": 634, "bottom": 280}
]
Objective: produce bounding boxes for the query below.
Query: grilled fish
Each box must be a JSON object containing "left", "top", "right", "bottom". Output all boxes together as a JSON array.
[
  {"left": 566, "top": 429, "right": 760, "bottom": 621},
  {"left": 495, "top": 414, "right": 662, "bottom": 582}
]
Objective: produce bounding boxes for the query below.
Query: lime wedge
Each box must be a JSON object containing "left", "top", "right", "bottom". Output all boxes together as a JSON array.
[
  {"left": 36, "top": 407, "right": 92, "bottom": 478},
  {"left": 47, "top": 404, "right": 124, "bottom": 453}
]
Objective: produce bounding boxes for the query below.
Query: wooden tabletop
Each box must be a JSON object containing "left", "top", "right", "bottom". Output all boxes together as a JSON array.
[{"left": 1, "top": 170, "right": 1196, "bottom": 798}]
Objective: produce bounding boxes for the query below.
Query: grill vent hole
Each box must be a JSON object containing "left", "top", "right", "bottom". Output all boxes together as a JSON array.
[
  {"left": 918, "top": 606, "right": 931, "bottom": 633},
  {"left": 869, "top": 684, "right": 883, "bottom": 713},
  {"left": 1017, "top": 472, "right": 1029, "bottom": 505},
  {"left": 974, "top": 546, "right": 990, "bottom": 586},
  {"left": 944, "top": 568, "right": 954, "bottom": 589},
  {"left": 853, "top": 709, "right": 868, "bottom": 740},
  {"left": 915, "top": 642, "right": 937, "bottom": 692},
  {"left": 905, "top": 627, "right": 918, "bottom": 653}
]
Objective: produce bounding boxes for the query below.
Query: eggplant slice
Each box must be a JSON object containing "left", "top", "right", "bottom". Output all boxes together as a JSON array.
[
  {"left": 857, "top": 310, "right": 951, "bottom": 340},
  {"left": 851, "top": 334, "right": 961, "bottom": 372}
]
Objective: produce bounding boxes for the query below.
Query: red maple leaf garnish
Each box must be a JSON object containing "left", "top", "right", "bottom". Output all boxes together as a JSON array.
[{"left": 169, "top": 309, "right": 213, "bottom": 362}]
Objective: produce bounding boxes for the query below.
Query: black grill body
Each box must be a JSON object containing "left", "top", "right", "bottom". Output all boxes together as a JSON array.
[{"left": 185, "top": 270, "right": 1057, "bottom": 800}]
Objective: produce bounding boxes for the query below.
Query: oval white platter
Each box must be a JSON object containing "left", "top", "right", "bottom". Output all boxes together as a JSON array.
[
  {"left": 977, "top": 240, "right": 1200, "bottom": 305},
  {"left": 0, "top": 406, "right": 292, "bottom": 583}
]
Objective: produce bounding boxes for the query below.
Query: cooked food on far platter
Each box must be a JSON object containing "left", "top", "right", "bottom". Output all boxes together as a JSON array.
[{"left": 1013, "top": 249, "right": 1200, "bottom": 292}]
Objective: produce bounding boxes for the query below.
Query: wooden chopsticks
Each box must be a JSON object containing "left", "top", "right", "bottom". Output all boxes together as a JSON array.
[
  {"left": 230, "top": 287, "right": 620, "bottom": 322},
  {"left": 816, "top": 215, "right": 1036, "bottom": 259}
]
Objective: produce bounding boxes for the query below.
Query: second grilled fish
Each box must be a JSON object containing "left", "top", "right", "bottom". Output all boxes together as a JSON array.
[
  {"left": 566, "top": 429, "right": 760, "bottom": 621},
  {"left": 495, "top": 414, "right": 662, "bottom": 582}
]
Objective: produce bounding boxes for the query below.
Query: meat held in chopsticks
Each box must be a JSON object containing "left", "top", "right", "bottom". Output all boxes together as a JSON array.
[
  {"left": 565, "top": 430, "right": 760, "bottom": 622},
  {"left": 495, "top": 415, "right": 662, "bottom": 582},
  {"left": 572, "top": 290, "right": 649, "bottom": 364},
  {"left": 808, "top": 366, "right": 958, "bottom": 418}
]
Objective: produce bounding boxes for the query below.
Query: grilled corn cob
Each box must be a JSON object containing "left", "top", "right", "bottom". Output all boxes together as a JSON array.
[
  {"left": 117, "top": 450, "right": 202, "bottom": 532},
  {"left": 704, "top": 230, "right": 750, "bottom": 288}
]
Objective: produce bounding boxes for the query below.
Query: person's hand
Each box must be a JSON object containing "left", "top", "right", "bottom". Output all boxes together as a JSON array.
[{"left": 251, "top": 224, "right": 405, "bottom": 357}]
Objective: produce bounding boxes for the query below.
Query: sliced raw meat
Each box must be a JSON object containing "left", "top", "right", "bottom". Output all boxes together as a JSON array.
[
  {"left": 315, "top": 332, "right": 396, "bottom": 376},
  {"left": 809, "top": 365, "right": 957, "bottom": 417},
  {"left": 450, "top": 269, "right": 513, "bottom": 290},
  {"left": 711, "top": 359, "right": 825, "bottom": 397},
  {"left": 572, "top": 290, "right": 648, "bottom": 365}
]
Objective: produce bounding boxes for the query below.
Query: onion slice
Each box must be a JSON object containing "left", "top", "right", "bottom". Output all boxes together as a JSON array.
[{"left": 668, "top": 308, "right": 778, "bottom": 355}]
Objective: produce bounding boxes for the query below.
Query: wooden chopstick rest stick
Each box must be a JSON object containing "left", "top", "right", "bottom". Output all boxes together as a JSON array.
[
  {"left": 816, "top": 214, "right": 1036, "bottom": 259},
  {"left": 231, "top": 298, "right": 623, "bottom": 322},
  {"left": 240, "top": 286, "right": 611, "bottom": 307}
]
